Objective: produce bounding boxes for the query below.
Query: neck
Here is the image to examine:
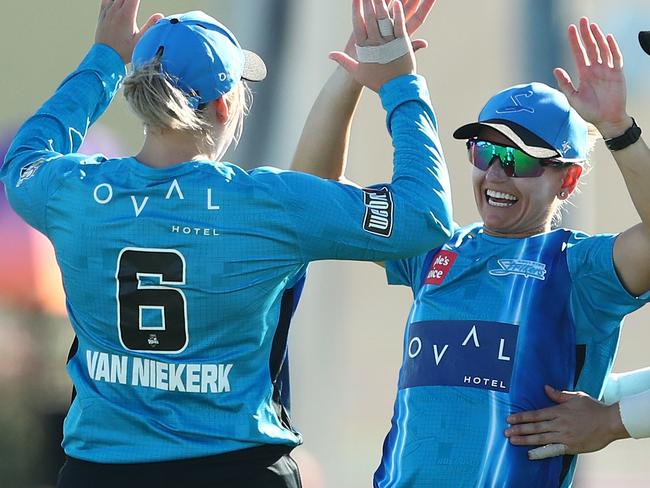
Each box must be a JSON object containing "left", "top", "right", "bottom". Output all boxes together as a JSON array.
[
  {"left": 135, "top": 130, "right": 221, "bottom": 169},
  {"left": 482, "top": 221, "right": 551, "bottom": 239}
]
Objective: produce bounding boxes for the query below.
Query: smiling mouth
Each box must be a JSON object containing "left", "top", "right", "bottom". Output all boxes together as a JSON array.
[{"left": 485, "top": 189, "right": 518, "bottom": 208}]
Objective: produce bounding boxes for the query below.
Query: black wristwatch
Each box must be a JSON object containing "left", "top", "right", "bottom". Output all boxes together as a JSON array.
[{"left": 604, "top": 118, "right": 642, "bottom": 151}]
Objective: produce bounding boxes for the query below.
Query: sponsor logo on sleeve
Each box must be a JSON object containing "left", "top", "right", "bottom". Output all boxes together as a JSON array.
[
  {"left": 489, "top": 259, "right": 546, "bottom": 280},
  {"left": 16, "top": 158, "right": 48, "bottom": 187},
  {"left": 425, "top": 250, "right": 458, "bottom": 285},
  {"left": 362, "top": 186, "right": 394, "bottom": 237},
  {"left": 399, "top": 320, "right": 519, "bottom": 393}
]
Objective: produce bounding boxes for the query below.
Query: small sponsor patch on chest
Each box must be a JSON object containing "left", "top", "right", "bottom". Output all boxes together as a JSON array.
[{"left": 425, "top": 250, "right": 458, "bottom": 285}]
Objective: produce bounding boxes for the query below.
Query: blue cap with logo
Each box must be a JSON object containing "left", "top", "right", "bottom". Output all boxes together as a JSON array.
[
  {"left": 453, "top": 82, "right": 588, "bottom": 161},
  {"left": 132, "top": 11, "right": 266, "bottom": 108}
]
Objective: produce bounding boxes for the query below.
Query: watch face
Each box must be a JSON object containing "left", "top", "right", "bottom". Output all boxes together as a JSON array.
[{"left": 640, "top": 31, "right": 650, "bottom": 56}]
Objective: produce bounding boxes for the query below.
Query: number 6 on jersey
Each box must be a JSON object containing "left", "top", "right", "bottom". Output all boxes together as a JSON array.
[{"left": 116, "top": 248, "right": 189, "bottom": 353}]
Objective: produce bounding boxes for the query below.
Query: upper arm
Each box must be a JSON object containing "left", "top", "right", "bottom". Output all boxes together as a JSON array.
[
  {"left": 1, "top": 151, "right": 94, "bottom": 234},
  {"left": 613, "top": 223, "right": 650, "bottom": 297},
  {"left": 568, "top": 232, "right": 650, "bottom": 340},
  {"left": 260, "top": 169, "right": 450, "bottom": 263}
]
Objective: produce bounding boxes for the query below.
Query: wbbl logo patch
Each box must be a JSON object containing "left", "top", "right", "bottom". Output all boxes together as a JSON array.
[
  {"left": 362, "top": 186, "right": 393, "bottom": 237},
  {"left": 16, "top": 158, "right": 48, "bottom": 187}
]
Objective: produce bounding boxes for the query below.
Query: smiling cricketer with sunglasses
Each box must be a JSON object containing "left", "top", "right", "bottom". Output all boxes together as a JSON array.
[{"left": 292, "top": 5, "right": 650, "bottom": 487}]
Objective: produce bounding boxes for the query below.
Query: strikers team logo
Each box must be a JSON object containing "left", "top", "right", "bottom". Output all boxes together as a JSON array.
[
  {"left": 425, "top": 250, "right": 457, "bottom": 285},
  {"left": 362, "top": 186, "right": 393, "bottom": 237},
  {"left": 489, "top": 259, "right": 546, "bottom": 280}
]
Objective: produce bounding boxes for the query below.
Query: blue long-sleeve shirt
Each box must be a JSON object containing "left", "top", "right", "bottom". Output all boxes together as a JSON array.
[{"left": 1, "top": 43, "right": 452, "bottom": 462}]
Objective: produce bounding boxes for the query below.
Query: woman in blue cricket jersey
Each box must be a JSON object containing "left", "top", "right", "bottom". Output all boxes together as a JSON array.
[
  {"left": 504, "top": 28, "right": 650, "bottom": 462},
  {"left": 0, "top": 0, "right": 454, "bottom": 487},
  {"left": 293, "top": 12, "right": 650, "bottom": 488}
]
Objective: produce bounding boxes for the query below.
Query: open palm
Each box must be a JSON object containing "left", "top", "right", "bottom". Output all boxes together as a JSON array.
[{"left": 555, "top": 17, "right": 629, "bottom": 136}]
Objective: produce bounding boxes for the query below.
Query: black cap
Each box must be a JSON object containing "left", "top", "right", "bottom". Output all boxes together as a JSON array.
[{"left": 640, "top": 31, "right": 650, "bottom": 56}]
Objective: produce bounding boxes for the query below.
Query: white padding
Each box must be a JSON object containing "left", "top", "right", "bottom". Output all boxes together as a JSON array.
[
  {"left": 378, "top": 18, "right": 395, "bottom": 38},
  {"left": 355, "top": 37, "right": 409, "bottom": 65}
]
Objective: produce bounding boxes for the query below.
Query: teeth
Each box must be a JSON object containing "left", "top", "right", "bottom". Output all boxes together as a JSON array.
[
  {"left": 486, "top": 189, "right": 517, "bottom": 201},
  {"left": 485, "top": 189, "right": 518, "bottom": 208}
]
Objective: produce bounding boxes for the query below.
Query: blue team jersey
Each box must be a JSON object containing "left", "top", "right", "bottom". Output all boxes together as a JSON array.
[
  {"left": 377, "top": 223, "right": 650, "bottom": 488},
  {"left": 0, "top": 44, "right": 453, "bottom": 463}
]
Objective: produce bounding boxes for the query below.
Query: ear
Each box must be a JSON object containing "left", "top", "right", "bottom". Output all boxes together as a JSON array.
[
  {"left": 558, "top": 165, "right": 583, "bottom": 200},
  {"left": 212, "top": 97, "right": 229, "bottom": 124}
]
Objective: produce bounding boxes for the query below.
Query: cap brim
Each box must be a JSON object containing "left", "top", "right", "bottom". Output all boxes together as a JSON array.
[
  {"left": 242, "top": 50, "right": 267, "bottom": 82},
  {"left": 640, "top": 31, "right": 650, "bottom": 56},
  {"left": 453, "top": 119, "right": 560, "bottom": 159}
]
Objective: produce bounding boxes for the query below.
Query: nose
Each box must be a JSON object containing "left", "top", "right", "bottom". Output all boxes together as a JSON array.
[{"left": 485, "top": 156, "right": 510, "bottom": 181}]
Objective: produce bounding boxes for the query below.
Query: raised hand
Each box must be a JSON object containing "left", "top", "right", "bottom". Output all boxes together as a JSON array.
[
  {"left": 95, "top": 0, "right": 164, "bottom": 64},
  {"left": 330, "top": 0, "right": 416, "bottom": 92},
  {"left": 344, "top": 0, "right": 436, "bottom": 57},
  {"left": 554, "top": 17, "right": 632, "bottom": 138},
  {"left": 504, "top": 385, "right": 629, "bottom": 459}
]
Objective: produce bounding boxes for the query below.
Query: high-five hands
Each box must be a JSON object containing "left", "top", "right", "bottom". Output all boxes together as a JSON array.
[
  {"left": 330, "top": 0, "right": 417, "bottom": 92},
  {"left": 95, "top": 0, "right": 164, "bottom": 64},
  {"left": 343, "top": 0, "right": 437, "bottom": 58}
]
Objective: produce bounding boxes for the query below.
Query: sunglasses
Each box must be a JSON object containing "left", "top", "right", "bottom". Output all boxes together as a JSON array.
[{"left": 467, "top": 140, "right": 574, "bottom": 178}]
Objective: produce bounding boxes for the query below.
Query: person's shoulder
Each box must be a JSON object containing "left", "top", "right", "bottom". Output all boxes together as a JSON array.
[{"left": 561, "top": 228, "right": 618, "bottom": 248}]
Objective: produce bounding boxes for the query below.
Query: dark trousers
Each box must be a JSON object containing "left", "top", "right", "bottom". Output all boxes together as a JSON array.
[{"left": 57, "top": 445, "right": 302, "bottom": 488}]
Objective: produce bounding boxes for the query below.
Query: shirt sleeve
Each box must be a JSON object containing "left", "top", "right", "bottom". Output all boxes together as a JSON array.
[
  {"left": 602, "top": 367, "right": 650, "bottom": 405},
  {"left": 0, "top": 43, "right": 126, "bottom": 234},
  {"left": 567, "top": 233, "right": 650, "bottom": 342},
  {"left": 263, "top": 74, "right": 453, "bottom": 263},
  {"left": 619, "top": 389, "right": 650, "bottom": 439}
]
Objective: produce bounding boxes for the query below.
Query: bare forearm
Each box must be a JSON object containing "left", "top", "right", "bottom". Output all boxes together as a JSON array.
[{"left": 291, "top": 67, "right": 363, "bottom": 179}]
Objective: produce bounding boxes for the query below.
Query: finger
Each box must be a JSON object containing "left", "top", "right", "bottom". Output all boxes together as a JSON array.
[
  {"left": 374, "top": 0, "right": 392, "bottom": 20},
  {"left": 568, "top": 24, "right": 589, "bottom": 70},
  {"left": 412, "top": 39, "right": 428, "bottom": 51},
  {"left": 393, "top": 0, "right": 407, "bottom": 39},
  {"left": 507, "top": 406, "right": 556, "bottom": 424},
  {"left": 579, "top": 17, "right": 600, "bottom": 64},
  {"left": 135, "top": 13, "right": 164, "bottom": 42},
  {"left": 590, "top": 23, "right": 612, "bottom": 67},
  {"left": 406, "top": 0, "right": 436, "bottom": 34},
  {"left": 115, "top": 0, "right": 128, "bottom": 9},
  {"left": 509, "top": 432, "right": 562, "bottom": 446},
  {"left": 363, "top": 0, "right": 382, "bottom": 41},
  {"left": 329, "top": 51, "right": 359, "bottom": 73},
  {"left": 353, "top": 0, "right": 368, "bottom": 43},
  {"left": 607, "top": 34, "right": 624, "bottom": 70},
  {"left": 121, "top": 0, "right": 140, "bottom": 27},
  {"left": 506, "top": 420, "right": 556, "bottom": 437},
  {"left": 528, "top": 443, "right": 568, "bottom": 460},
  {"left": 553, "top": 68, "right": 578, "bottom": 99},
  {"left": 402, "top": 0, "right": 420, "bottom": 20},
  {"left": 544, "top": 385, "right": 579, "bottom": 404}
]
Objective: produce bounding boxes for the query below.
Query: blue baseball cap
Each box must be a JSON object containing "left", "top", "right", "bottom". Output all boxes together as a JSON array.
[
  {"left": 453, "top": 82, "right": 588, "bottom": 161},
  {"left": 640, "top": 30, "right": 650, "bottom": 55},
  {"left": 132, "top": 11, "right": 266, "bottom": 108}
]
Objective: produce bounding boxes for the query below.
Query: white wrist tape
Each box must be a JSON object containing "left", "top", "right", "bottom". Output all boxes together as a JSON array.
[
  {"left": 355, "top": 37, "right": 410, "bottom": 64},
  {"left": 619, "top": 390, "right": 650, "bottom": 439}
]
